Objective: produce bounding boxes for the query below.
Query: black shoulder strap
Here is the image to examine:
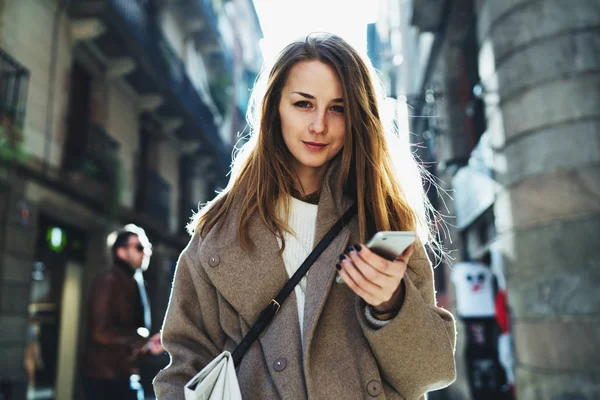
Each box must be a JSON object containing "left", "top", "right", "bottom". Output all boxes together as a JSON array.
[{"left": 232, "top": 203, "right": 357, "bottom": 366}]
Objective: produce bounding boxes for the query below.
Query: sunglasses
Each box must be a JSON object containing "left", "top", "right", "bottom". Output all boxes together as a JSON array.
[{"left": 124, "top": 243, "right": 145, "bottom": 252}]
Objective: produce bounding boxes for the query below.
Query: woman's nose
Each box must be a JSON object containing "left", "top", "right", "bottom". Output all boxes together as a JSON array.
[{"left": 309, "top": 112, "right": 327, "bottom": 134}]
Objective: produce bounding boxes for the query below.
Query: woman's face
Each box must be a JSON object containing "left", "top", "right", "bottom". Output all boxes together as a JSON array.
[{"left": 278, "top": 60, "right": 346, "bottom": 185}]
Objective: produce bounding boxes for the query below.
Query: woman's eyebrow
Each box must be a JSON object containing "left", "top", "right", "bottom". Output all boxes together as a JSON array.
[{"left": 292, "top": 91, "right": 343, "bottom": 103}]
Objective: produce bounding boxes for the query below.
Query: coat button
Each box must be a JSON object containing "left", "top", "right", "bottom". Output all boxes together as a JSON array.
[
  {"left": 273, "top": 357, "right": 287, "bottom": 372},
  {"left": 208, "top": 255, "right": 220, "bottom": 267},
  {"left": 367, "top": 380, "right": 382, "bottom": 397}
]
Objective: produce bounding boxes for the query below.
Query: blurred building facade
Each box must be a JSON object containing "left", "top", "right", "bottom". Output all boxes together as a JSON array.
[
  {"left": 0, "top": 0, "right": 262, "bottom": 398},
  {"left": 371, "top": 0, "right": 599, "bottom": 399}
]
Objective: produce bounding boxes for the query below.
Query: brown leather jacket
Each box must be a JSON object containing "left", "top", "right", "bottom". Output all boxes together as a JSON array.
[{"left": 82, "top": 260, "right": 148, "bottom": 379}]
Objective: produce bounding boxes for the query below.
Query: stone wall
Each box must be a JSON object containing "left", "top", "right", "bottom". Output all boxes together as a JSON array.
[
  {"left": 0, "top": 174, "right": 37, "bottom": 399},
  {"left": 477, "top": 0, "right": 600, "bottom": 398}
]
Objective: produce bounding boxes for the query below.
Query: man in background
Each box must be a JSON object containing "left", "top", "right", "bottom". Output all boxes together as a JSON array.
[{"left": 82, "top": 224, "right": 163, "bottom": 400}]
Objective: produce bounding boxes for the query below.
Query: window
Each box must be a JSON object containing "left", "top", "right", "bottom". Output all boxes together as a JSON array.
[
  {"left": 64, "top": 62, "right": 93, "bottom": 170},
  {"left": 0, "top": 48, "right": 29, "bottom": 152}
]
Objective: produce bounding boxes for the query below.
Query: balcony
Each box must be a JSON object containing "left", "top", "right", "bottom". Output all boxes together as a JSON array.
[
  {"left": 63, "top": 122, "right": 119, "bottom": 204},
  {"left": 68, "top": 0, "right": 229, "bottom": 169},
  {"left": 0, "top": 48, "right": 30, "bottom": 161},
  {"left": 168, "top": 0, "right": 234, "bottom": 74}
]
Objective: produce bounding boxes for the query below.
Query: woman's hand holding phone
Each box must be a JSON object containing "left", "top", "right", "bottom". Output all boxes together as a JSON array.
[{"left": 336, "top": 242, "right": 414, "bottom": 313}]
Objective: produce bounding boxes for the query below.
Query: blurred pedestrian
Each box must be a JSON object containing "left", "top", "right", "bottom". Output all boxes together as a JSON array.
[
  {"left": 82, "top": 224, "right": 163, "bottom": 400},
  {"left": 155, "top": 33, "right": 456, "bottom": 399}
]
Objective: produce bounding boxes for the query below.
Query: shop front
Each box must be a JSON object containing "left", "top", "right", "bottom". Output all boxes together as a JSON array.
[{"left": 451, "top": 133, "right": 515, "bottom": 400}]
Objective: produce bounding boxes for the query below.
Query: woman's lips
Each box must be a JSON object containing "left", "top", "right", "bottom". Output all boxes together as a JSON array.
[{"left": 303, "top": 141, "right": 328, "bottom": 151}]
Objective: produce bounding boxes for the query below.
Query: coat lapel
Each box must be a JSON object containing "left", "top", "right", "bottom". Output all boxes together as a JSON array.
[
  {"left": 302, "top": 164, "right": 356, "bottom": 352},
  {"left": 200, "top": 210, "right": 291, "bottom": 328},
  {"left": 199, "top": 210, "right": 307, "bottom": 397}
]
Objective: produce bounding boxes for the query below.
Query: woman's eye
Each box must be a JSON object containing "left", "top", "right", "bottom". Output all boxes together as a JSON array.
[
  {"left": 330, "top": 105, "right": 345, "bottom": 114},
  {"left": 294, "top": 101, "right": 312, "bottom": 108}
]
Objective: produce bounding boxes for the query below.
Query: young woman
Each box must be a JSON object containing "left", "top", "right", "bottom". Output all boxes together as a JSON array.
[{"left": 154, "top": 33, "right": 456, "bottom": 400}]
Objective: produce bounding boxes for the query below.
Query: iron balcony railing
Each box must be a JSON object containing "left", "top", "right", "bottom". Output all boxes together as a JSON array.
[
  {"left": 114, "top": 0, "right": 221, "bottom": 142},
  {"left": 0, "top": 48, "right": 29, "bottom": 123},
  {"left": 67, "top": 122, "right": 119, "bottom": 186},
  {"left": 0, "top": 48, "right": 30, "bottom": 156}
]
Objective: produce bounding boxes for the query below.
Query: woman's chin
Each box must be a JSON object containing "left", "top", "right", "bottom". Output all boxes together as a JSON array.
[{"left": 297, "top": 159, "right": 329, "bottom": 170}]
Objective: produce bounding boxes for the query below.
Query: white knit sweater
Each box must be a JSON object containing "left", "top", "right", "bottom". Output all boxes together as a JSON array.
[{"left": 277, "top": 196, "right": 318, "bottom": 341}]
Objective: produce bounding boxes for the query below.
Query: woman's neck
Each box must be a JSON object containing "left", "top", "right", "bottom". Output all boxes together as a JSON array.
[{"left": 293, "top": 163, "right": 327, "bottom": 196}]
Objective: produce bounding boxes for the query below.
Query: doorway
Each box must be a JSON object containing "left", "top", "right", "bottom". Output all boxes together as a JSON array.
[{"left": 25, "top": 215, "right": 86, "bottom": 400}]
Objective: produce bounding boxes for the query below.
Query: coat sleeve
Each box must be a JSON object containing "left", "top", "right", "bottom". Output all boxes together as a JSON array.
[
  {"left": 355, "top": 239, "right": 457, "bottom": 399},
  {"left": 153, "top": 237, "right": 227, "bottom": 400}
]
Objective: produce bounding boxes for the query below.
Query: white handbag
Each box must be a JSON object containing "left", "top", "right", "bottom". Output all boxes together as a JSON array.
[
  {"left": 184, "top": 351, "right": 242, "bottom": 400},
  {"left": 183, "top": 205, "right": 357, "bottom": 400}
]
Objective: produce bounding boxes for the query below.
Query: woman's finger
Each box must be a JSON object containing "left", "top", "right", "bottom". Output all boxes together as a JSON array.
[
  {"left": 352, "top": 244, "right": 392, "bottom": 276},
  {"left": 343, "top": 250, "right": 388, "bottom": 287},
  {"left": 340, "top": 257, "right": 381, "bottom": 295},
  {"left": 353, "top": 244, "right": 407, "bottom": 281},
  {"left": 336, "top": 263, "right": 378, "bottom": 304},
  {"left": 340, "top": 257, "right": 383, "bottom": 297}
]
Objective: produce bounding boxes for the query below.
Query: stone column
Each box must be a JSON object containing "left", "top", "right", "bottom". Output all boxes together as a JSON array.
[{"left": 477, "top": 0, "right": 600, "bottom": 398}]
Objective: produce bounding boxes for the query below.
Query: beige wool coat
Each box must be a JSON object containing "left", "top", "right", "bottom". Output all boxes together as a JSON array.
[{"left": 154, "top": 165, "right": 457, "bottom": 400}]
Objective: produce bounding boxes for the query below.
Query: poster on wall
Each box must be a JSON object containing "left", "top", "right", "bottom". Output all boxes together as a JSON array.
[{"left": 450, "top": 262, "right": 495, "bottom": 318}]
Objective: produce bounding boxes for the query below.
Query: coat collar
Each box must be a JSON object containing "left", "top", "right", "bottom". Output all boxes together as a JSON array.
[
  {"left": 199, "top": 157, "right": 355, "bottom": 346},
  {"left": 114, "top": 258, "right": 136, "bottom": 277},
  {"left": 302, "top": 159, "right": 355, "bottom": 350}
]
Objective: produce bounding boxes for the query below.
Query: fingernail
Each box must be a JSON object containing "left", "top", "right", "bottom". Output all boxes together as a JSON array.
[
  {"left": 354, "top": 243, "right": 362, "bottom": 252},
  {"left": 335, "top": 263, "right": 342, "bottom": 271},
  {"left": 339, "top": 254, "right": 346, "bottom": 261},
  {"left": 347, "top": 245, "right": 355, "bottom": 253}
]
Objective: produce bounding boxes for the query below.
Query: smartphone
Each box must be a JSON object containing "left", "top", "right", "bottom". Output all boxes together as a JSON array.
[
  {"left": 336, "top": 231, "right": 416, "bottom": 284},
  {"left": 365, "top": 231, "right": 416, "bottom": 261}
]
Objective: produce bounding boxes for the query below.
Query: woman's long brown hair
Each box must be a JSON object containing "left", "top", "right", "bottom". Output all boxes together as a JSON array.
[{"left": 189, "top": 33, "right": 432, "bottom": 250}]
